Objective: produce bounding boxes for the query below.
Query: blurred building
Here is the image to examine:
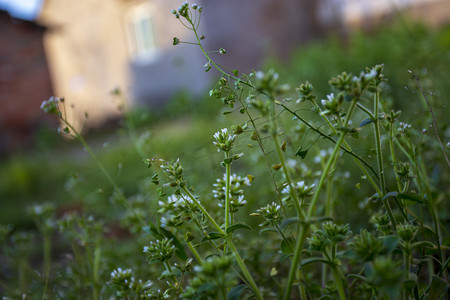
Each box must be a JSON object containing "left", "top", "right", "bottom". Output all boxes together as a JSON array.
[
  {"left": 0, "top": 0, "right": 448, "bottom": 152},
  {"left": 0, "top": 10, "right": 54, "bottom": 154}
]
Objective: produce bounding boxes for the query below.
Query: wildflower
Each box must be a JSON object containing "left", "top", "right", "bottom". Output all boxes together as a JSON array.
[
  {"left": 254, "top": 202, "right": 283, "bottom": 225},
  {"left": 161, "top": 159, "right": 185, "bottom": 187},
  {"left": 296, "top": 81, "right": 316, "bottom": 103},
  {"left": 320, "top": 93, "right": 343, "bottom": 116},
  {"left": 350, "top": 230, "right": 384, "bottom": 262},
  {"left": 158, "top": 194, "right": 182, "bottom": 212},
  {"left": 397, "top": 223, "right": 417, "bottom": 242},
  {"left": 40, "top": 96, "right": 60, "bottom": 115},
  {"left": 213, "top": 128, "right": 236, "bottom": 152},
  {"left": 143, "top": 238, "right": 175, "bottom": 263},
  {"left": 213, "top": 173, "right": 250, "bottom": 212},
  {"left": 322, "top": 221, "right": 351, "bottom": 242},
  {"left": 370, "top": 212, "right": 391, "bottom": 235},
  {"left": 308, "top": 232, "right": 329, "bottom": 252},
  {"left": 109, "top": 268, "right": 133, "bottom": 294},
  {"left": 282, "top": 181, "right": 315, "bottom": 199},
  {"left": 398, "top": 122, "right": 412, "bottom": 135}
]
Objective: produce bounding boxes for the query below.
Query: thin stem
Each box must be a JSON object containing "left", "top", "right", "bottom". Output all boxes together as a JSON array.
[
  {"left": 373, "top": 91, "right": 396, "bottom": 231},
  {"left": 182, "top": 187, "right": 263, "bottom": 299},
  {"left": 60, "top": 118, "right": 154, "bottom": 231},
  {"left": 225, "top": 236, "right": 263, "bottom": 300},
  {"left": 284, "top": 132, "right": 347, "bottom": 300},
  {"left": 270, "top": 100, "right": 305, "bottom": 220},
  {"left": 330, "top": 264, "right": 347, "bottom": 300},
  {"left": 225, "top": 152, "right": 232, "bottom": 230},
  {"left": 182, "top": 186, "right": 223, "bottom": 234},
  {"left": 187, "top": 242, "right": 203, "bottom": 265},
  {"left": 410, "top": 71, "right": 450, "bottom": 167},
  {"left": 278, "top": 102, "right": 379, "bottom": 182}
]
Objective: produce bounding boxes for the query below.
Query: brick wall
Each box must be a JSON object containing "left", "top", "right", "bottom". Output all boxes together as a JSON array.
[{"left": 0, "top": 11, "right": 54, "bottom": 154}]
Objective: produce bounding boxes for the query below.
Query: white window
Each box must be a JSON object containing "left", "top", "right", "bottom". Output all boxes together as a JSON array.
[{"left": 126, "top": 3, "right": 159, "bottom": 64}]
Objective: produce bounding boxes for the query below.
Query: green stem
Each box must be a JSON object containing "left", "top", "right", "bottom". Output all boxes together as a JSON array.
[
  {"left": 330, "top": 264, "right": 347, "bottom": 300},
  {"left": 43, "top": 232, "right": 51, "bottom": 281},
  {"left": 182, "top": 186, "right": 262, "bottom": 299},
  {"left": 61, "top": 119, "right": 154, "bottom": 231},
  {"left": 277, "top": 102, "right": 379, "bottom": 183},
  {"left": 270, "top": 100, "right": 305, "bottom": 220},
  {"left": 284, "top": 132, "right": 347, "bottom": 300},
  {"left": 389, "top": 124, "right": 403, "bottom": 192},
  {"left": 182, "top": 186, "right": 223, "bottom": 233},
  {"left": 225, "top": 237, "right": 263, "bottom": 300},
  {"left": 312, "top": 99, "right": 382, "bottom": 195},
  {"left": 187, "top": 242, "right": 203, "bottom": 265},
  {"left": 93, "top": 245, "right": 101, "bottom": 300},
  {"left": 43, "top": 232, "right": 51, "bottom": 299},
  {"left": 373, "top": 92, "right": 396, "bottom": 231},
  {"left": 225, "top": 151, "right": 232, "bottom": 230}
]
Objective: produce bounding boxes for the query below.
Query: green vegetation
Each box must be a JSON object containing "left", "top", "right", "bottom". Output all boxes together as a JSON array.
[{"left": 1, "top": 3, "right": 449, "bottom": 299}]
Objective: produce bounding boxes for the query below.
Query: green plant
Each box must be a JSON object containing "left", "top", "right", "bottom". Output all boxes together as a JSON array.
[{"left": 1, "top": 2, "right": 448, "bottom": 299}]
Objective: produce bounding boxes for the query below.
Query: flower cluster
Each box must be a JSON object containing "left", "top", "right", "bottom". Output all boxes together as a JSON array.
[
  {"left": 282, "top": 181, "right": 315, "bottom": 199},
  {"left": 396, "top": 223, "right": 417, "bottom": 242},
  {"left": 182, "top": 256, "right": 236, "bottom": 298},
  {"left": 109, "top": 268, "right": 134, "bottom": 295},
  {"left": 109, "top": 268, "right": 154, "bottom": 297},
  {"left": 320, "top": 93, "right": 344, "bottom": 116},
  {"left": 350, "top": 230, "right": 384, "bottom": 262},
  {"left": 398, "top": 122, "right": 412, "bottom": 135},
  {"left": 253, "top": 202, "right": 283, "bottom": 226},
  {"left": 328, "top": 65, "right": 385, "bottom": 101},
  {"left": 308, "top": 221, "right": 351, "bottom": 252},
  {"left": 143, "top": 238, "right": 176, "bottom": 263},
  {"left": 254, "top": 69, "right": 290, "bottom": 94},
  {"left": 161, "top": 159, "right": 185, "bottom": 187},
  {"left": 213, "top": 128, "right": 236, "bottom": 152},
  {"left": 40, "top": 96, "right": 61, "bottom": 115},
  {"left": 370, "top": 212, "right": 391, "bottom": 235},
  {"left": 213, "top": 173, "right": 250, "bottom": 212},
  {"left": 172, "top": 2, "right": 202, "bottom": 19},
  {"left": 158, "top": 194, "right": 194, "bottom": 227},
  {"left": 296, "top": 81, "right": 316, "bottom": 103}
]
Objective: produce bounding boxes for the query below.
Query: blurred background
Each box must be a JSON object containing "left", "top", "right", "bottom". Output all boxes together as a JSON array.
[{"left": 0, "top": 0, "right": 449, "bottom": 225}]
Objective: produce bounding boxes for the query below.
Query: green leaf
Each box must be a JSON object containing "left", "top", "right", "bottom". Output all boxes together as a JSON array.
[
  {"left": 381, "top": 235, "right": 400, "bottom": 252},
  {"left": 250, "top": 130, "right": 258, "bottom": 141},
  {"left": 359, "top": 118, "right": 375, "bottom": 127},
  {"left": 295, "top": 147, "right": 308, "bottom": 159},
  {"left": 280, "top": 237, "right": 295, "bottom": 254},
  {"left": 410, "top": 241, "right": 435, "bottom": 250},
  {"left": 232, "top": 69, "right": 239, "bottom": 76},
  {"left": 280, "top": 253, "right": 292, "bottom": 264},
  {"left": 228, "top": 285, "right": 248, "bottom": 300},
  {"left": 158, "top": 269, "right": 180, "bottom": 280},
  {"left": 222, "top": 158, "right": 233, "bottom": 165},
  {"left": 280, "top": 217, "right": 301, "bottom": 231},
  {"left": 259, "top": 227, "right": 277, "bottom": 235},
  {"left": 226, "top": 223, "right": 253, "bottom": 234},
  {"left": 222, "top": 110, "right": 233, "bottom": 115},
  {"left": 396, "top": 192, "right": 425, "bottom": 203},
  {"left": 427, "top": 275, "right": 448, "bottom": 300},
  {"left": 301, "top": 257, "right": 332, "bottom": 267},
  {"left": 201, "top": 232, "right": 226, "bottom": 243}
]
